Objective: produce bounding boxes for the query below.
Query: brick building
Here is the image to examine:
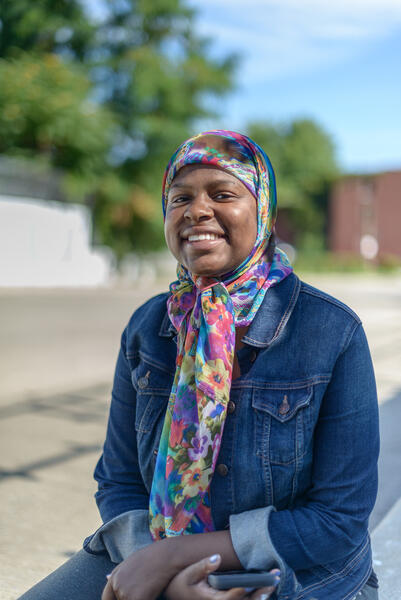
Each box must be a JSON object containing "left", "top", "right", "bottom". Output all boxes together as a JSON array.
[{"left": 329, "top": 171, "right": 401, "bottom": 260}]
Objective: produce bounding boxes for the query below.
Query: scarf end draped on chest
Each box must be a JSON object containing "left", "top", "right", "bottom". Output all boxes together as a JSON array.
[{"left": 149, "top": 130, "right": 292, "bottom": 540}]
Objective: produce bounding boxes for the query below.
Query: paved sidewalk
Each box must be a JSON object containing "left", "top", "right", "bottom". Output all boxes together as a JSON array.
[
  {"left": 372, "top": 496, "right": 401, "bottom": 599},
  {"left": 1, "top": 282, "right": 171, "bottom": 599},
  {"left": 305, "top": 274, "right": 401, "bottom": 405},
  {"left": 1, "top": 274, "right": 401, "bottom": 598}
]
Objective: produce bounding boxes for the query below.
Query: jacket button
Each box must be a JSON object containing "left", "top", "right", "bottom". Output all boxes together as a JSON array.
[
  {"left": 250, "top": 350, "right": 258, "bottom": 363},
  {"left": 138, "top": 371, "right": 150, "bottom": 389},
  {"left": 227, "top": 400, "right": 236, "bottom": 414},
  {"left": 217, "top": 463, "right": 229, "bottom": 477}
]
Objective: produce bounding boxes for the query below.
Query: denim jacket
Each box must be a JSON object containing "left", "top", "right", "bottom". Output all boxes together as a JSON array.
[{"left": 85, "top": 273, "right": 379, "bottom": 600}]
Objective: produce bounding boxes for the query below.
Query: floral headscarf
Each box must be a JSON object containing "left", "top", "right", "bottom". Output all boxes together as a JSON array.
[{"left": 149, "top": 130, "right": 292, "bottom": 539}]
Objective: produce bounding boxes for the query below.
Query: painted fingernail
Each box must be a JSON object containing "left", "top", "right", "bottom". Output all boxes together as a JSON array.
[
  {"left": 106, "top": 573, "right": 112, "bottom": 580},
  {"left": 259, "top": 594, "right": 269, "bottom": 600},
  {"left": 209, "top": 554, "right": 220, "bottom": 563}
]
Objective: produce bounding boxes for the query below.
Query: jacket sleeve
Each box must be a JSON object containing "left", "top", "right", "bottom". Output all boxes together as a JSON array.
[
  {"left": 229, "top": 322, "right": 379, "bottom": 594},
  {"left": 93, "top": 326, "right": 151, "bottom": 523},
  {"left": 84, "top": 326, "right": 154, "bottom": 558}
]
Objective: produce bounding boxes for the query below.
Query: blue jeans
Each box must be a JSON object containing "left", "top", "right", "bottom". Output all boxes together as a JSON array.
[
  {"left": 352, "top": 585, "right": 379, "bottom": 599},
  {"left": 17, "top": 550, "right": 116, "bottom": 600},
  {"left": 17, "top": 549, "right": 378, "bottom": 600}
]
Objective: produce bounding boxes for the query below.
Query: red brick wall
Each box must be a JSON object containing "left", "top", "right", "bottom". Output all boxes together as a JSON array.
[
  {"left": 375, "top": 172, "right": 401, "bottom": 257},
  {"left": 330, "top": 178, "right": 362, "bottom": 254},
  {"left": 329, "top": 171, "right": 401, "bottom": 258}
]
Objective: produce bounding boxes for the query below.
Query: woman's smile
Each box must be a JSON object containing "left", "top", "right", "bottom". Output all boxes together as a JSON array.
[
  {"left": 183, "top": 236, "right": 225, "bottom": 250},
  {"left": 181, "top": 227, "right": 226, "bottom": 255},
  {"left": 164, "top": 164, "right": 257, "bottom": 277},
  {"left": 185, "top": 233, "right": 222, "bottom": 242}
]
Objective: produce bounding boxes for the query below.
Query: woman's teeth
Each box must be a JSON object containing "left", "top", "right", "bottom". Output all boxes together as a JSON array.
[{"left": 188, "top": 233, "right": 220, "bottom": 242}]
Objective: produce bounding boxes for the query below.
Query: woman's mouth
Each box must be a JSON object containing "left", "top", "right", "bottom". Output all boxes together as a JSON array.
[
  {"left": 187, "top": 233, "right": 221, "bottom": 242},
  {"left": 183, "top": 233, "right": 226, "bottom": 251}
]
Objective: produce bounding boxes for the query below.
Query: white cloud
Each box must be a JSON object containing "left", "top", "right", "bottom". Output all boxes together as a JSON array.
[
  {"left": 191, "top": 0, "right": 401, "bottom": 171},
  {"left": 209, "top": 0, "right": 401, "bottom": 28},
  {"left": 193, "top": 0, "right": 401, "bottom": 82}
]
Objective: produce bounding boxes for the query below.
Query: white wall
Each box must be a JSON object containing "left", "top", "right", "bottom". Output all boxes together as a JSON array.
[{"left": 0, "top": 196, "right": 113, "bottom": 287}]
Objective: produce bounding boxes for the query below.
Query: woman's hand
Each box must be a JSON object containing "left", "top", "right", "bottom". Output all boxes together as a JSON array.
[
  {"left": 164, "top": 554, "right": 279, "bottom": 600},
  {"left": 101, "top": 541, "right": 178, "bottom": 600},
  {"left": 101, "top": 530, "right": 279, "bottom": 600}
]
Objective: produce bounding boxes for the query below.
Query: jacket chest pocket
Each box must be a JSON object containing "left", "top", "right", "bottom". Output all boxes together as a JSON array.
[
  {"left": 130, "top": 360, "right": 173, "bottom": 490},
  {"left": 131, "top": 360, "right": 173, "bottom": 434},
  {"left": 252, "top": 385, "right": 313, "bottom": 465}
]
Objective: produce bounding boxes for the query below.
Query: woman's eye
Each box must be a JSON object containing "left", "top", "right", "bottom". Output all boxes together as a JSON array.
[
  {"left": 170, "top": 195, "right": 189, "bottom": 204},
  {"left": 214, "top": 192, "right": 232, "bottom": 200}
]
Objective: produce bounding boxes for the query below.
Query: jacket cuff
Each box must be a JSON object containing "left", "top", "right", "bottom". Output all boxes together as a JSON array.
[
  {"left": 229, "top": 506, "right": 280, "bottom": 570},
  {"left": 229, "top": 507, "right": 301, "bottom": 599},
  {"left": 84, "top": 509, "right": 153, "bottom": 563}
]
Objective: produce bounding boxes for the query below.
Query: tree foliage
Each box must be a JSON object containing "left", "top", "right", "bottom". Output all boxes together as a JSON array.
[
  {"left": 0, "top": 0, "right": 235, "bottom": 256},
  {"left": 0, "top": 1, "right": 338, "bottom": 256},
  {"left": 247, "top": 119, "right": 339, "bottom": 249},
  {"left": 0, "top": 54, "right": 114, "bottom": 176},
  {"left": 0, "top": 0, "right": 94, "bottom": 60}
]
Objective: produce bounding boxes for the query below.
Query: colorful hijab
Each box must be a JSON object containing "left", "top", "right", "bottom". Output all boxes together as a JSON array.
[{"left": 149, "top": 130, "right": 292, "bottom": 539}]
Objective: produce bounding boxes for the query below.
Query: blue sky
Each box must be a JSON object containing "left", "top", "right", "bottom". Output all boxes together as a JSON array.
[{"left": 191, "top": 0, "right": 401, "bottom": 173}]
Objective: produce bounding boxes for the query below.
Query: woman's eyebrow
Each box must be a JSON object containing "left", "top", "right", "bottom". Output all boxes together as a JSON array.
[{"left": 170, "top": 178, "right": 238, "bottom": 189}]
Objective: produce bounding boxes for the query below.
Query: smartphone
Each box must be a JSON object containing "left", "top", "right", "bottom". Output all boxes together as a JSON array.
[{"left": 207, "top": 570, "right": 277, "bottom": 591}]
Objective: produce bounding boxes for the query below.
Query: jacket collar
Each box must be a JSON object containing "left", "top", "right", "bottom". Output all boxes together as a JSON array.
[
  {"left": 242, "top": 272, "right": 300, "bottom": 347},
  {"left": 159, "top": 305, "right": 177, "bottom": 338},
  {"left": 159, "top": 272, "right": 300, "bottom": 348}
]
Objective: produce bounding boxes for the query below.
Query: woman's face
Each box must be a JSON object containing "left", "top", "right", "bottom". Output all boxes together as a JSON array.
[{"left": 164, "top": 165, "right": 257, "bottom": 277}]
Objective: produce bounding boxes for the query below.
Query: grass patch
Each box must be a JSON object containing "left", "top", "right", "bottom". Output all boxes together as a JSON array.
[{"left": 293, "top": 251, "right": 401, "bottom": 274}]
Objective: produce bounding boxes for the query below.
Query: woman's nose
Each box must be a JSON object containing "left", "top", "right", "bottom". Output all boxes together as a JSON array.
[{"left": 183, "top": 194, "right": 213, "bottom": 222}]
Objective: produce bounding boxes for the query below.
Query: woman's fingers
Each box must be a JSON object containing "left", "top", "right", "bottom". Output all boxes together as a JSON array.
[
  {"left": 196, "top": 579, "right": 246, "bottom": 599},
  {"left": 182, "top": 553, "right": 222, "bottom": 585},
  {"left": 164, "top": 555, "right": 247, "bottom": 600},
  {"left": 186, "top": 559, "right": 280, "bottom": 600},
  {"left": 213, "top": 585, "right": 247, "bottom": 599},
  {"left": 101, "top": 578, "right": 117, "bottom": 600},
  {"left": 172, "top": 555, "right": 247, "bottom": 599},
  {"left": 248, "top": 569, "right": 281, "bottom": 600},
  {"left": 248, "top": 586, "right": 276, "bottom": 600}
]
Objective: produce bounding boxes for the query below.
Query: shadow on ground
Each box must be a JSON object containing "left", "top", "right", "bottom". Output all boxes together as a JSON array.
[
  {"left": 0, "top": 442, "right": 102, "bottom": 482},
  {"left": 0, "top": 382, "right": 110, "bottom": 484},
  {"left": 0, "top": 382, "right": 109, "bottom": 422}
]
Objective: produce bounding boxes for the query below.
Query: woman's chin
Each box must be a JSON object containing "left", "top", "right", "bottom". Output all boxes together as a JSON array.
[
  {"left": 190, "top": 268, "right": 224, "bottom": 278},
  {"left": 183, "top": 258, "right": 226, "bottom": 278}
]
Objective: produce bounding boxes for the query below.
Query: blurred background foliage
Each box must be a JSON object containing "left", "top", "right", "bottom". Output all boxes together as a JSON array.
[
  {"left": 248, "top": 120, "right": 339, "bottom": 252},
  {"left": 0, "top": 0, "right": 339, "bottom": 259}
]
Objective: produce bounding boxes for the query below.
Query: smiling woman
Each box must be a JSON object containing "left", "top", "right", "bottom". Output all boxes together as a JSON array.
[{"left": 18, "top": 131, "right": 379, "bottom": 600}]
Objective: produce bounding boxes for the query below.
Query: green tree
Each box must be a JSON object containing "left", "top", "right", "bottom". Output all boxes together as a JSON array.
[
  {"left": 90, "top": 0, "right": 235, "bottom": 255},
  {"left": 0, "top": 0, "right": 235, "bottom": 257},
  {"left": 0, "top": 0, "right": 94, "bottom": 60},
  {"left": 0, "top": 53, "right": 115, "bottom": 199},
  {"left": 247, "top": 119, "right": 339, "bottom": 250}
]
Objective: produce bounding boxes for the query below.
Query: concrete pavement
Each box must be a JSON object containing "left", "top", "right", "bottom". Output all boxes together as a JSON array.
[
  {"left": 1, "top": 273, "right": 401, "bottom": 598},
  {"left": 0, "top": 280, "right": 172, "bottom": 599},
  {"left": 372, "top": 496, "right": 401, "bottom": 600},
  {"left": 305, "top": 273, "right": 401, "bottom": 406}
]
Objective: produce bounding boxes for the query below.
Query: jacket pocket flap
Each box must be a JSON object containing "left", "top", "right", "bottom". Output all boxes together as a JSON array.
[
  {"left": 132, "top": 359, "right": 173, "bottom": 396},
  {"left": 252, "top": 386, "right": 312, "bottom": 422}
]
